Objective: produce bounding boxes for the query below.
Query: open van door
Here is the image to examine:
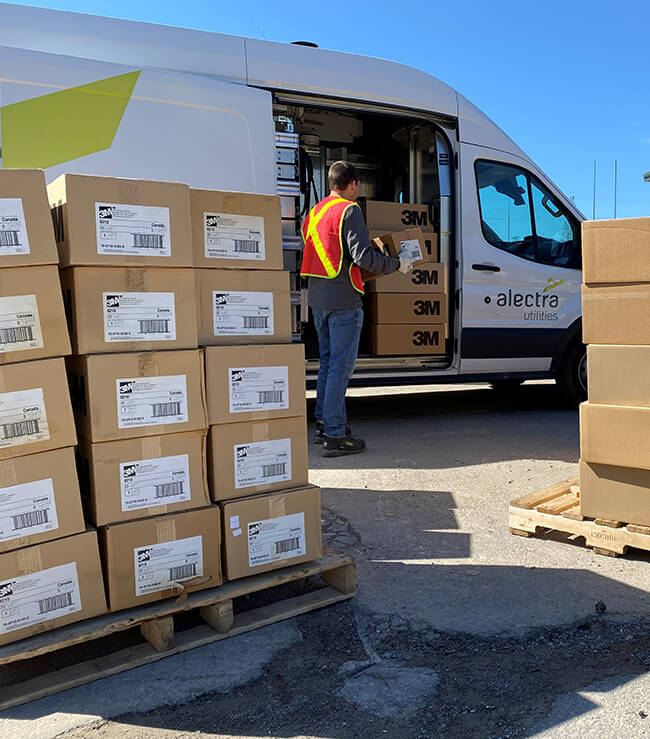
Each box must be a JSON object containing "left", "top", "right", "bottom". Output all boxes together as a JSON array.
[{"left": 459, "top": 143, "right": 583, "bottom": 380}]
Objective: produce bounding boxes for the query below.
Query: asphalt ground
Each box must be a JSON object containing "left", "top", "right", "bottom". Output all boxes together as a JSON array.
[{"left": 1, "top": 380, "right": 648, "bottom": 738}]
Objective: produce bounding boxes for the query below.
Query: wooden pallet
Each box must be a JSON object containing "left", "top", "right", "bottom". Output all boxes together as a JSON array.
[
  {"left": 0, "top": 553, "right": 355, "bottom": 711},
  {"left": 509, "top": 477, "right": 650, "bottom": 558}
]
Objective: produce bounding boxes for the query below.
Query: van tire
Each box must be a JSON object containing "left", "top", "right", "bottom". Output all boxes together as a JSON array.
[{"left": 556, "top": 339, "right": 587, "bottom": 406}]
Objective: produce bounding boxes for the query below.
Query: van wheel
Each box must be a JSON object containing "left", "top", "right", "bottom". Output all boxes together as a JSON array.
[{"left": 556, "top": 340, "right": 587, "bottom": 406}]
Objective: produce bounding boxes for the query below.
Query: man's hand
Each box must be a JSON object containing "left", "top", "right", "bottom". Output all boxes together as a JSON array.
[{"left": 398, "top": 256, "right": 415, "bottom": 274}]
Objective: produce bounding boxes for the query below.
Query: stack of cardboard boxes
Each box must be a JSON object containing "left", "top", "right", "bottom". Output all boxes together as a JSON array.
[
  {"left": 189, "top": 188, "right": 322, "bottom": 581},
  {"left": 0, "top": 171, "right": 106, "bottom": 647},
  {"left": 50, "top": 174, "right": 220, "bottom": 612},
  {"left": 579, "top": 217, "right": 650, "bottom": 526},
  {"left": 360, "top": 201, "right": 448, "bottom": 356}
]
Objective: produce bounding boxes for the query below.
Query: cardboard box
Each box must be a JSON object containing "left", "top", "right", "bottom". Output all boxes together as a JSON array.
[
  {"left": 361, "top": 229, "right": 438, "bottom": 282},
  {"left": 204, "top": 343, "right": 306, "bottom": 425},
  {"left": 47, "top": 174, "right": 192, "bottom": 267},
  {"left": 190, "top": 189, "right": 283, "bottom": 270},
  {"left": 582, "top": 218, "right": 650, "bottom": 284},
  {"left": 366, "top": 263, "right": 445, "bottom": 294},
  {"left": 579, "top": 460, "right": 650, "bottom": 527},
  {"left": 0, "top": 447, "right": 84, "bottom": 554},
  {"left": 580, "top": 402, "right": 650, "bottom": 470},
  {"left": 68, "top": 350, "right": 207, "bottom": 443},
  {"left": 60, "top": 267, "right": 198, "bottom": 354},
  {"left": 0, "top": 357, "right": 76, "bottom": 461},
  {"left": 78, "top": 431, "right": 209, "bottom": 526},
  {"left": 369, "top": 324, "right": 447, "bottom": 355},
  {"left": 220, "top": 484, "right": 322, "bottom": 580},
  {"left": 359, "top": 200, "right": 435, "bottom": 234},
  {"left": 194, "top": 269, "right": 291, "bottom": 346},
  {"left": 582, "top": 284, "right": 650, "bottom": 345},
  {"left": 368, "top": 293, "right": 447, "bottom": 325},
  {"left": 587, "top": 345, "right": 650, "bottom": 407},
  {"left": 101, "top": 506, "right": 222, "bottom": 611},
  {"left": 0, "top": 529, "right": 107, "bottom": 646},
  {"left": 208, "top": 417, "right": 308, "bottom": 502},
  {"left": 0, "top": 169, "right": 59, "bottom": 267},
  {"left": 0, "top": 265, "right": 70, "bottom": 364}
]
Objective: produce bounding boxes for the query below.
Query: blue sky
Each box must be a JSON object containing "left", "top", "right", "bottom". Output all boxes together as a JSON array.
[{"left": 7, "top": 0, "right": 650, "bottom": 218}]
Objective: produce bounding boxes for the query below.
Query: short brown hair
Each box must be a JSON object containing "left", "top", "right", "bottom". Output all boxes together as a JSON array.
[{"left": 328, "top": 161, "right": 360, "bottom": 191}]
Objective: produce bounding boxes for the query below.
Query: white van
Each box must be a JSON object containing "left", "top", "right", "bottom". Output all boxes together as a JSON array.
[{"left": 0, "top": 3, "right": 586, "bottom": 403}]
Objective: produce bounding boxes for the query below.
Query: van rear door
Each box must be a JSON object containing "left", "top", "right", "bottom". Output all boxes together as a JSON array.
[{"left": 459, "top": 143, "right": 582, "bottom": 375}]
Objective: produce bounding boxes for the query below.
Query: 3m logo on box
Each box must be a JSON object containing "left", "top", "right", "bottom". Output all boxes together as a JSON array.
[
  {"left": 413, "top": 299, "right": 441, "bottom": 317},
  {"left": 98, "top": 206, "right": 113, "bottom": 219},
  {"left": 122, "top": 464, "right": 137, "bottom": 479},
  {"left": 0, "top": 582, "right": 13, "bottom": 598},
  {"left": 401, "top": 209, "right": 430, "bottom": 228},
  {"left": 231, "top": 370, "right": 244, "bottom": 384},
  {"left": 119, "top": 381, "right": 134, "bottom": 395},
  {"left": 412, "top": 329, "right": 442, "bottom": 348},
  {"left": 105, "top": 295, "right": 120, "bottom": 309},
  {"left": 214, "top": 294, "right": 228, "bottom": 306},
  {"left": 236, "top": 445, "right": 248, "bottom": 459},
  {"left": 411, "top": 268, "right": 440, "bottom": 286},
  {"left": 136, "top": 548, "right": 152, "bottom": 564}
]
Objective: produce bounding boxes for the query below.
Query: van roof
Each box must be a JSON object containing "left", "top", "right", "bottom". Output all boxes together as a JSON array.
[{"left": 0, "top": 2, "right": 528, "bottom": 157}]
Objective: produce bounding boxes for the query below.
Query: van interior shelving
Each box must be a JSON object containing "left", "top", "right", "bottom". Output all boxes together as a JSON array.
[{"left": 273, "top": 99, "right": 456, "bottom": 375}]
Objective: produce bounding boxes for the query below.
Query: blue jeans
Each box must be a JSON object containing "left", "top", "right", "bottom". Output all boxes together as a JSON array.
[{"left": 313, "top": 307, "right": 364, "bottom": 438}]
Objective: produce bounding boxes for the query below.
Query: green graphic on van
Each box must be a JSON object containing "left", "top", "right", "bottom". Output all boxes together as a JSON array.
[
  {"left": 543, "top": 278, "right": 565, "bottom": 292},
  {"left": 0, "top": 71, "right": 140, "bottom": 169}
]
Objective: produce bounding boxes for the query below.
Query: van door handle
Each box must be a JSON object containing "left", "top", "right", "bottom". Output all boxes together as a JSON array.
[{"left": 472, "top": 264, "right": 501, "bottom": 272}]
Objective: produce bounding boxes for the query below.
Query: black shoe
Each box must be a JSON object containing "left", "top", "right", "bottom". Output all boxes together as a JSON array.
[
  {"left": 314, "top": 422, "right": 352, "bottom": 444},
  {"left": 322, "top": 435, "right": 366, "bottom": 457}
]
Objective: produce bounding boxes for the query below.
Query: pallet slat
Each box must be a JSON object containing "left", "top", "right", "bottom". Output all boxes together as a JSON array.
[
  {"left": 510, "top": 477, "right": 579, "bottom": 510},
  {"left": 537, "top": 491, "right": 579, "bottom": 515}
]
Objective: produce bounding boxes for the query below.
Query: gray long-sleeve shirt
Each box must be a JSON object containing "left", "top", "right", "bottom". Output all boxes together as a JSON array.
[{"left": 307, "top": 204, "right": 400, "bottom": 310}]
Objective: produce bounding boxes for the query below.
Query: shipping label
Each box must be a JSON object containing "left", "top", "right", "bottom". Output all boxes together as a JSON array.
[
  {"left": 234, "top": 437, "right": 291, "bottom": 489},
  {"left": 213, "top": 291, "right": 274, "bottom": 336},
  {"left": 399, "top": 238, "right": 424, "bottom": 262},
  {"left": 247, "top": 512, "right": 305, "bottom": 568},
  {"left": 0, "top": 198, "right": 30, "bottom": 256},
  {"left": 203, "top": 212, "right": 265, "bottom": 260},
  {"left": 134, "top": 535, "right": 203, "bottom": 597},
  {"left": 0, "top": 478, "right": 58, "bottom": 542},
  {"left": 228, "top": 366, "right": 289, "bottom": 414},
  {"left": 0, "top": 562, "right": 81, "bottom": 635},
  {"left": 120, "top": 454, "right": 191, "bottom": 512},
  {"left": 116, "top": 375, "right": 188, "bottom": 429},
  {"left": 0, "top": 294, "right": 44, "bottom": 352},
  {"left": 0, "top": 387, "right": 49, "bottom": 449},
  {"left": 95, "top": 203, "right": 171, "bottom": 256},
  {"left": 103, "top": 292, "right": 177, "bottom": 343}
]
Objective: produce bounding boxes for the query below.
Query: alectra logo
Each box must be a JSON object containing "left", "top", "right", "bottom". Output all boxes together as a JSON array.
[{"left": 543, "top": 278, "right": 565, "bottom": 292}]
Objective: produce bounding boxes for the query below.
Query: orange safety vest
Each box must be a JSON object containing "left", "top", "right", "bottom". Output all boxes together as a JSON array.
[{"left": 300, "top": 195, "right": 365, "bottom": 295}]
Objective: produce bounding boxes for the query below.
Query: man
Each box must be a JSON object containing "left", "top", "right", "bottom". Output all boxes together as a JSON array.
[{"left": 301, "top": 161, "right": 415, "bottom": 457}]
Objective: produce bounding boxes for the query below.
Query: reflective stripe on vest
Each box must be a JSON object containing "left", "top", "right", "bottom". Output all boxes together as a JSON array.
[{"left": 304, "top": 196, "right": 348, "bottom": 278}]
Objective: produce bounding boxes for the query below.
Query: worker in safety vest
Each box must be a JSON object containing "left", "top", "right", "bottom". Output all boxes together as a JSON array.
[{"left": 301, "top": 161, "right": 415, "bottom": 457}]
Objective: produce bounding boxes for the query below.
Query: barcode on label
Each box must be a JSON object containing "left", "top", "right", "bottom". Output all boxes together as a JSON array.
[
  {"left": 155, "top": 481, "right": 184, "bottom": 498},
  {"left": 132, "top": 234, "right": 164, "bottom": 249},
  {"left": 152, "top": 402, "right": 181, "bottom": 417},
  {"left": 0, "top": 232, "right": 20, "bottom": 247},
  {"left": 275, "top": 537, "right": 300, "bottom": 554},
  {"left": 234, "top": 240, "right": 260, "bottom": 253},
  {"left": 0, "top": 326, "right": 33, "bottom": 344},
  {"left": 139, "top": 319, "right": 170, "bottom": 334},
  {"left": 262, "top": 463, "right": 286, "bottom": 478},
  {"left": 38, "top": 592, "right": 73, "bottom": 614},
  {"left": 2, "top": 419, "right": 39, "bottom": 439},
  {"left": 169, "top": 564, "right": 196, "bottom": 580},
  {"left": 243, "top": 316, "right": 268, "bottom": 329},
  {"left": 258, "top": 391, "right": 283, "bottom": 404},
  {"left": 12, "top": 509, "right": 48, "bottom": 530}
]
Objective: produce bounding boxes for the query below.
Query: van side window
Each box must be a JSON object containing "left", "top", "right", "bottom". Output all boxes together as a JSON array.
[{"left": 475, "top": 160, "right": 580, "bottom": 269}]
